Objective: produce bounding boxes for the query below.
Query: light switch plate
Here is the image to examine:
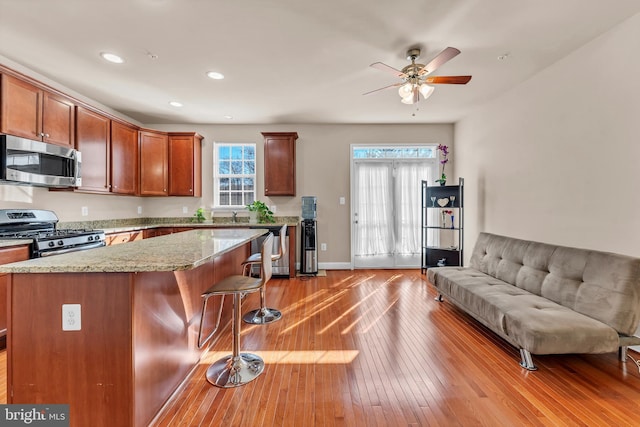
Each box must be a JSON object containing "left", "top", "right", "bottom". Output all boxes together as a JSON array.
[
  {"left": 339, "top": 197, "right": 346, "bottom": 205},
  {"left": 81, "top": 206, "right": 88, "bottom": 216},
  {"left": 62, "top": 304, "right": 81, "bottom": 331},
  {"left": 137, "top": 206, "right": 142, "bottom": 214},
  {"left": 182, "top": 206, "right": 188, "bottom": 214}
]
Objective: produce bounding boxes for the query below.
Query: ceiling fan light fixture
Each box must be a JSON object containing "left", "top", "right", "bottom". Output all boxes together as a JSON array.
[
  {"left": 400, "top": 93, "right": 416, "bottom": 104},
  {"left": 398, "top": 82, "right": 413, "bottom": 98},
  {"left": 419, "top": 83, "right": 435, "bottom": 99}
]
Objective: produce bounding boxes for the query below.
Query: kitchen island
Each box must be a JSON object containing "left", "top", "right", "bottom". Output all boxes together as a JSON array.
[{"left": 0, "top": 228, "right": 267, "bottom": 427}]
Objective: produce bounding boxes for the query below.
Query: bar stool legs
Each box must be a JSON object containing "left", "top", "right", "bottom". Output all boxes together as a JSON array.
[{"left": 206, "top": 292, "right": 265, "bottom": 387}]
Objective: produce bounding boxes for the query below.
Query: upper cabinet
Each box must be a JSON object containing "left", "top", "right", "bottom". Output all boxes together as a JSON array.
[
  {"left": 76, "top": 107, "right": 111, "bottom": 193},
  {"left": 0, "top": 74, "right": 75, "bottom": 147},
  {"left": 111, "top": 121, "right": 138, "bottom": 195},
  {"left": 168, "top": 132, "right": 203, "bottom": 197},
  {"left": 262, "top": 132, "right": 298, "bottom": 196},
  {"left": 140, "top": 130, "right": 168, "bottom": 196}
]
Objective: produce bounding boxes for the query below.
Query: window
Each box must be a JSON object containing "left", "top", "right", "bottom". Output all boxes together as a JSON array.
[{"left": 213, "top": 143, "right": 256, "bottom": 208}]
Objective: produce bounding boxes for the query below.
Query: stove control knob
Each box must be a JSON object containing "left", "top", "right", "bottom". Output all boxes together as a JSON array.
[
  {"left": 58, "top": 240, "right": 64, "bottom": 246},
  {"left": 88, "top": 236, "right": 93, "bottom": 241},
  {"left": 48, "top": 241, "right": 55, "bottom": 247}
]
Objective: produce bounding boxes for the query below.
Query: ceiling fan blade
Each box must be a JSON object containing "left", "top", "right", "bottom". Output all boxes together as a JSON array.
[
  {"left": 419, "top": 47, "right": 461, "bottom": 75},
  {"left": 362, "top": 82, "right": 402, "bottom": 96},
  {"left": 370, "top": 62, "right": 407, "bottom": 78},
  {"left": 424, "top": 75, "right": 472, "bottom": 84}
]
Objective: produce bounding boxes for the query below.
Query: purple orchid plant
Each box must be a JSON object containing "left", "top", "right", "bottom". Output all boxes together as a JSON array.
[{"left": 436, "top": 144, "right": 449, "bottom": 185}]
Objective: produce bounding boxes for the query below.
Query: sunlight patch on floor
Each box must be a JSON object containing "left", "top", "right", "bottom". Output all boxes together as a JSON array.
[{"left": 200, "top": 350, "right": 359, "bottom": 365}]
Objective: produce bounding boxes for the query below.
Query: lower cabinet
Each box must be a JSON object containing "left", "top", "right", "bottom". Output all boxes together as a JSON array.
[
  {"left": 0, "top": 244, "right": 30, "bottom": 345},
  {"left": 106, "top": 231, "right": 143, "bottom": 246}
]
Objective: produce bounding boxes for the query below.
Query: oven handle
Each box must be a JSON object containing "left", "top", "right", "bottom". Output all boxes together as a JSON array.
[{"left": 38, "top": 241, "right": 105, "bottom": 257}]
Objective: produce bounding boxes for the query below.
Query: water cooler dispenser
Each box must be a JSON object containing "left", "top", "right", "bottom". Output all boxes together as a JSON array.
[{"left": 300, "top": 196, "right": 318, "bottom": 274}]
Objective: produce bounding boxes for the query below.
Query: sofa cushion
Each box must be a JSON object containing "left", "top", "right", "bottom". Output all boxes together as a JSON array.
[{"left": 503, "top": 300, "right": 620, "bottom": 354}]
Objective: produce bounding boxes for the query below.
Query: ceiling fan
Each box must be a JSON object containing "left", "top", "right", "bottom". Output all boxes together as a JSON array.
[{"left": 365, "top": 47, "right": 472, "bottom": 104}]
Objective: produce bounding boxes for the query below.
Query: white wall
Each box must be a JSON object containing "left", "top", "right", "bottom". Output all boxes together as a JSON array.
[{"left": 455, "top": 12, "right": 640, "bottom": 261}]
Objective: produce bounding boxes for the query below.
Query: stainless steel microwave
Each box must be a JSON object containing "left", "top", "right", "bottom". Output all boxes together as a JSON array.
[{"left": 0, "top": 134, "right": 82, "bottom": 188}]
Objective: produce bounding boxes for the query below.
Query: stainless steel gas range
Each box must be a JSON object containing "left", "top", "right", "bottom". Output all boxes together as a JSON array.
[{"left": 0, "top": 209, "right": 106, "bottom": 257}]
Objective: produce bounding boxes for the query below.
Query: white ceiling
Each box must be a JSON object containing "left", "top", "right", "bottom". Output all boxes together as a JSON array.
[{"left": 1, "top": 0, "right": 639, "bottom": 125}]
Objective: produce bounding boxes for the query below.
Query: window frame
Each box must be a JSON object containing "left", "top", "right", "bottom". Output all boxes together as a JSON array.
[{"left": 212, "top": 142, "right": 257, "bottom": 210}]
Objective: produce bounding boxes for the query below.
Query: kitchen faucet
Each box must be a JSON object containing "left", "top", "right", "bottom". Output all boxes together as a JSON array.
[{"left": 232, "top": 211, "right": 238, "bottom": 223}]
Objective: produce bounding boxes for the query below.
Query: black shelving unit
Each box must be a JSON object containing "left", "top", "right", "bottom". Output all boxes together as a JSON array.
[{"left": 421, "top": 177, "right": 464, "bottom": 273}]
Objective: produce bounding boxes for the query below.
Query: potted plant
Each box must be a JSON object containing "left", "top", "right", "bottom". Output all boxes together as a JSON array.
[
  {"left": 193, "top": 208, "right": 207, "bottom": 223},
  {"left": 435, "top": 144, "right": 449, "bottom": 186},
  {"left": 246, "top": 201, "right": 275, "bottom": 224}
]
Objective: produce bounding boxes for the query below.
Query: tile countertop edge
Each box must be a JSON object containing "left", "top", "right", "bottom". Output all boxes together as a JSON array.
[{"left": 0, "top": 228, "right": 269, "bottom": 274}]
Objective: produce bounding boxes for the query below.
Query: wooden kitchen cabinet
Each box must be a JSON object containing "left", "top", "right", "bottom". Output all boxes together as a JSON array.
[
  {"left": 76, "top": 106, "right": 111, "bottom": 193},
  {"left": 106, "top": 231, "right": 143, "bottom": 245},
  {"left": 0, "top": 74, "right": 75, "bottom": 147},
  {"left": 262, "top": 132, "right": 298, "bottom": 196},
  {"left": 111, "top": 121, "right": 139, "bottom": 195},
  {"left": 168, "top": 132, "right": 203, "bottom": 196},
  {"left": 140, "top": 130, "right": 168, "bottom": 196},
  {"left": 0, "top": 244, "right": 30, "bottom": 346}
]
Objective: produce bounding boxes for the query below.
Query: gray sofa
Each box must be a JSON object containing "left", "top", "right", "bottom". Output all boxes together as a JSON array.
[{"left": 427, "top": 232, "right": 640, "bottom": 370}]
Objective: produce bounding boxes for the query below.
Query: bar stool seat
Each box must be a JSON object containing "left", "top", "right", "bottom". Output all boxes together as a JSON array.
[
  {"left": 201, "top": 233, "right": 274, "bottom": 388},
  {"left": 241, "top": 224, "right": 287, "bottom": 325}
]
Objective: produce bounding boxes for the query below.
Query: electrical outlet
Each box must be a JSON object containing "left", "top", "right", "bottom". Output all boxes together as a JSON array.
[
  {"left": 137, "top": 206, "right": 142, "bottom": 214},
  {"left": 62, "top": 304, "right": 81, "bottom": 331},
  {"left": 271, "top": 205, "right": 277, "bottom": 213},
  {"left": 81, "top": 206, "right": 88, "bottom": 216},
  {"left": 182, "top": 206, "right": 188, "bottom": 214},
  {"left": 321, "top": 243, "right": 327, "bottom": 251}
]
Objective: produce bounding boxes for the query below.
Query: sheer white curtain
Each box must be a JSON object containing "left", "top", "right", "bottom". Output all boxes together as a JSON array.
[
  {"left": 354, "top": 162, "right": 394, "bottom": 256},
  {"left": 395, "top": 162, "right": 434, "bottom": 255}
]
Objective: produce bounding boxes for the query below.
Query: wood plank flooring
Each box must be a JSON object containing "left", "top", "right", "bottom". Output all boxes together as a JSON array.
[{"left": 3, "top": 270, "right": 640, "bottom": 425}]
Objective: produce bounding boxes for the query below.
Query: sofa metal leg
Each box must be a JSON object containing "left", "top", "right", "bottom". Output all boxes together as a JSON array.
[
  {"left": 435, "top": 294, "right": 443, "bottom": 302},
  {"left": 619, "top": 346, "right": 628, "bottom": 362},
  {"left": 519, "top": 349, "right": 538, "bottom": 371}
]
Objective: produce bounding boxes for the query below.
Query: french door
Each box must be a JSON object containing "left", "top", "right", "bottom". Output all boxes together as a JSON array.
[{"left": 352, "top": 156, "right": 436, "bottom": 269}]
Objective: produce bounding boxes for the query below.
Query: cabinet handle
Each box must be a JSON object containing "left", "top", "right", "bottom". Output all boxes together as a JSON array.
[
  {"left": 45, "top": 133, "right": 50, "bottom": 138},
  {"left": 39, "top": 132, "right": 45, "bottom": 137}
]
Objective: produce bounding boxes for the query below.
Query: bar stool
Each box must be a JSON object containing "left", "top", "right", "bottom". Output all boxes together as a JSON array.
[
  {"left": 241, "top": 224, "right": 287, "bottom": 324},
  {"left": 200, "top": 233, "right": 274, "bottom": 388}
]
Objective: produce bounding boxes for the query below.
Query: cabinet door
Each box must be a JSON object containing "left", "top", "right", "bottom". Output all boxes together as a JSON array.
[
  {"left": 168, "top": 133, "right": 202, "bottom": 196},
  {"left": 140, "top": 131, "right": 168, "bottom": 196},
  {"left": 0, "top": 74, "right": 41, "bottom": 140},
  {"left": 76, "top": 107, "right": 111, "bottom": 193},
  {"left": 0, "top": 245, "right": 30, "bottom": 340},
  {"left": 111, "top": 121, "right": 138, "bottom": 195},
  {"left": 262, "top": 132, "right": 297, "bottom": 196},
  {"left": 42, "top": 91, "right": 75, "bottom": 147}
]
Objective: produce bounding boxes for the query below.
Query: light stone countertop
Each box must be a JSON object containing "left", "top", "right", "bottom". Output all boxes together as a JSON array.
[
  {"left": 99, "top": 221, "right": 294, "bottom": 235},
  {"left": 0, "top": 228, "right": 267, "bottom": 274},
  {"left": 0, "top": 239, "right": 32, "bottom": 249}
]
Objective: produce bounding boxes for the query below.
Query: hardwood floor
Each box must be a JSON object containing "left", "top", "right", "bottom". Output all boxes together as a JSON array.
[{"left": 3, "top": 270, "right": 640, "bottom": 425}]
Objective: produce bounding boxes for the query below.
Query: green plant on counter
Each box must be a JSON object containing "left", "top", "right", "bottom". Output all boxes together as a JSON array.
[
  {"left": 193, "top": 208, "right": 206, "bottom": 223},
  {"left": 246, "top": 200, "right": 275, "bottom": 223}
]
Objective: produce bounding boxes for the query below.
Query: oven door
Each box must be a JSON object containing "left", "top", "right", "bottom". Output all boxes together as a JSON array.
[
  {"left": 0, "top": 135, "right": 82, "bottom": 188},
  {"left": 38, "top": 241, "right": 105, "bottom": 257}
]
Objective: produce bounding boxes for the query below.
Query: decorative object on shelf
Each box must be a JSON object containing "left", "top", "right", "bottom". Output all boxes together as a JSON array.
[
  {"left": 430, "top": 196, "right": 436, "bottom": 207},
  {"left": 246, "top": 201, "right": 275, "bottom": 224},
  {"left": 442, "top": 209, "right": 452, "bottom": 228},
  {"left": 450, "top": 195, "right": 456, "bottom": 207},
  {"left": 437, "top": 258, "right": 447, "bottom": 267},
  {"left": 435, "top": 144, "right": 449, "bottom": 186},
  {"left": 193, "top": 208, "right": 206, "bottom": 223},
  {"left": 450, "top": 213, "right": 455, "bottom": 229},
  {"left": 437, "top": 197, "right": 449, "bottom": 207}
]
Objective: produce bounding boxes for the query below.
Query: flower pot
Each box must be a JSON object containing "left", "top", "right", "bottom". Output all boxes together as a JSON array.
[
  {"left": 439, "top": 181, "right": 446, "bottom": 186},
  {"left": 249, "top": 211, "right": 258, "bottom": 224}
]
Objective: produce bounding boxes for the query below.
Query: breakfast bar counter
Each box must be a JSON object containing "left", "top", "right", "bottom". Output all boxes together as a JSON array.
[{"left": 1, "top": 228, "right": 267, "bottom": 427}]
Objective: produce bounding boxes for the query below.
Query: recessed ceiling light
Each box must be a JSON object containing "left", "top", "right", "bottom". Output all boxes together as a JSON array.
[
  {"left": 206, "top": 71, "right": 225, "bottom": 80},
  {"left": 169, "top": 101, "right": 183, "bottom": 107},
  {"left": 223, "top": 115, "right": 233, "bottom": 119},
  {"left": 100, "top": 52, "right": 124, "bottom": 64}
]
